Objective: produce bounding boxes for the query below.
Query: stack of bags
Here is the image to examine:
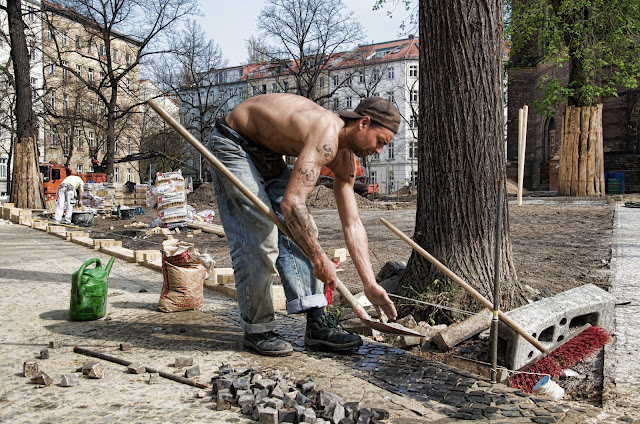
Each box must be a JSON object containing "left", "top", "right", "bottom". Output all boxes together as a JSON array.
[{"left": 155, "top": 170, "right": 188, "bottom": 229}]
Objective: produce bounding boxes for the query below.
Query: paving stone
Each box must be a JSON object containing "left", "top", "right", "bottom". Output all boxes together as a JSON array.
[
  {"left": 296, "top": 392, "right": 312, "bottom": 405},
  {"left": 174, "top": 356, "right": 194, "bottom": 368},
  {"left": 267, "top": 398, "right": 284, "bottom": 410},
  {"left": 532, "top": 417, "right": 557, "bottom": 423},
  {"left": 271, "top": 384, "right": 285, "bottom": 399},
  {"left": 501, "top": 410, "right": 523, "bottom": 417},
  {"left": 232, "top": 376, "right": 251, "bottom": 391},
  {"left": 49, "top": 340, "right": 62, "bottom": 349},
  {"left": 254, "top": 388, "right": 270, "bottom": 405},
  {"left": 279, "top": 409, "right": 297, "bottom": 423},
  {"left": 215, "top": 377, "right": 234, "bottom": 394},
  {"left": 23, "top": 361, "right": 39, "bottom": 378},
  {"left": 147, "top": 372, "right": 159, "bottom": 384},
  {"left": 295, "top": 405, "right": 316, "bottom": 423},
  {"left": 316, "top": 390, "right": 343, "bottom": 409},
  {"left": 237, "top": 393, "right": 255, "bottom": 407},
  {"left": 39, "top": 349, "right": 49, "bottom": 359},
  {"left": 256, "top": 378, "right": 277, "bottom": 391},
  {"left": 533, "top": 409, "right": 552, "bottom": 416},
  {"left": 219, "top": 364, "right": 234, "bottom": 375},
  {"left": 87, "top": 363, "right": 104, "bottom": 379},
  {"left": 217, "top": 390, "right": 234, "bottom": 411},
  {"left": 339, "top": 419, "right": 355, "bottom": 424},
  {"left": 369, "top": 408, "right": 389, "bottom": 420},
  {"left": 30, "top": 372, "right": 52, "bottom": 386},
  {"left": 185, "top": 365, "right": 200, "bottom": 378},
  {"left": 322, "top": 402, "right": 345, "bottom": 424},
  {"left": 259, "top": 406, "right": 278, "bottom": 424},
  {"left": 127, "top": 363, "right": 146, "bottom": 374},
  {"left": 119, "top": 342, "right": 132, "bottom": 351},
  {"left": 60, "top": 373, "right": 80, "bottom": 387}
]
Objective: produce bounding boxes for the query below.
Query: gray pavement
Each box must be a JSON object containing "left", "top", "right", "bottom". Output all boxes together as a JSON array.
[
  {"left": 0, "top": 207, "right": 636, "bottom": 423},
  {"left": 603, "top": 204, "right": 640, "bottom": 419}
]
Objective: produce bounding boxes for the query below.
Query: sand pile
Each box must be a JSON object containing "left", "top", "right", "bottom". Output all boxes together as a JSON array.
[{"left": 187, "top": 182, "right": 217, "bottom": 209}]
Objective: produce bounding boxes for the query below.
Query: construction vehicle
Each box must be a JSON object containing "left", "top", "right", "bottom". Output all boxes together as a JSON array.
[
  {"left": 40, "top": 162, "right": 107, "bottom": 201},
  {"left": 316, "top": 155, "right": 369, "bottom": 196}
]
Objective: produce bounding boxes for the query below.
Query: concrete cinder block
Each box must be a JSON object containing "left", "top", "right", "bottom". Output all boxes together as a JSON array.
[
  {"left": 498, "top": 283, "right": 616, "bottom": 370},
  {"left": 72, "top": 236, "right": 95, "bottom": 248},
  {"left": 142, "top": 259, "right": 163, "bottom": 272},
  {"left": 100, "top": 246, "right": 135, "bottom": 262},
  {"left": 327, "top": 247, "right": 347, "bottom": 262},
  {"left": 93, "top": 239, "right": 122, "bottom": 249},
  {"left": 134, "top": 250, "right": 161, "bottom": 263},
  {"left": 31, "top": 221, "right": 49, "bottom": 231}
]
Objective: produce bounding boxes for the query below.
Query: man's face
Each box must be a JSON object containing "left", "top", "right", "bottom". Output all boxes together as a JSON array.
[{"left": 350, "top": 119, "right": 395, "bottom": 158}]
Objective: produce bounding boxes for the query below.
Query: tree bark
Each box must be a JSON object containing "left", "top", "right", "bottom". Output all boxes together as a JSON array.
[
  {"left": 400, "top": 0, "right": 524, "bottom": 315},
  {"left": 7, "top": 0, "right": 43, "bottom": 208}
]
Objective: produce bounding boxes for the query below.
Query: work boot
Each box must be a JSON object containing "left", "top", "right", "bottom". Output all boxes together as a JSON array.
[
  {"left": 243, "top": 331, "right": 293, "bottom": 357},
  {"left": 305, "top": 308, "right": 363, "bottom": 350}
]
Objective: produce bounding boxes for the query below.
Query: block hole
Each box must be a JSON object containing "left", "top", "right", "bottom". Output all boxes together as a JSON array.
[
  {"left": 532, "top": 333, "right": 537, "bottom": 339},
  {"left": 556, "top": 335, "right": 564, "bottom": 343},
  {"left": 570, "top": 312, "right": 599, "bottom": 329},
  {"left": 560, "top": 318, "right": 567, "bottom": 326},
  {"left": 527, "top": 350, "right": 534, "bottom": 358},
  {"left": 538, "top": 326, "right": 555, "bottom": 342}
]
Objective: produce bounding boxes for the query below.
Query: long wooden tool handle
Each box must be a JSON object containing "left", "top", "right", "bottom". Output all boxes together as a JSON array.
[
  {"left": 146, "top": 99, "right": 371, "bottom": 320},
  {"left": 73, "top": 346, "right": 209, "bottom": 389},
  {"left": 379, "top": 218, "right": 548, "bottom": 354}
]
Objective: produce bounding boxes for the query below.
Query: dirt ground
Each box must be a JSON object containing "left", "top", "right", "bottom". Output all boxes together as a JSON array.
[{"left": 81, "top": 182, "right": 629, "bottom": 406}]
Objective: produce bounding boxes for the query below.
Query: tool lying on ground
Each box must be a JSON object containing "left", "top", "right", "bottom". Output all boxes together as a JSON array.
[
  {"left": 73, "top": 346, "right": 208, "bottom": 389},
  {"left": 380, "top": 218, "right": 612, "bottom": 387},
  {"left": 147, "top": 99, "right": 421, "bottom": 337}
]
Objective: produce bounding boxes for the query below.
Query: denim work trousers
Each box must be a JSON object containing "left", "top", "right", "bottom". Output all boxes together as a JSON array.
[{"left": 208, "top": 130, "right": 326, "bottom": 334}]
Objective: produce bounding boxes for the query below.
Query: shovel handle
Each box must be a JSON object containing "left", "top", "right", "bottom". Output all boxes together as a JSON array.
[{"left": 147, "top": 99, "right": 371, "bottom": 320}]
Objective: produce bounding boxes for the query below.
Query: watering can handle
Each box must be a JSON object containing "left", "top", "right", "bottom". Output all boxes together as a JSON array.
[{"left": 78, "top": 258, "right": 102, "bottom": 280}]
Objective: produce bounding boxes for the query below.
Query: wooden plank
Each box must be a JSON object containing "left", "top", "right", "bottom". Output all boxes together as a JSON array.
[
  {"left": 186, "top": 222, "right": 225, "bottom": 237},
  {"left": 570, "top": 106, "right": 580, "bottom": 195},
  {"left": 597, "top": 104, "right": 606, "bottom": 195},
  {"left": 578, "top": 106, "right": 589, "bottom": 196},
  {"left": 586, "top": 106, "right": 597, "bottom": 196}
]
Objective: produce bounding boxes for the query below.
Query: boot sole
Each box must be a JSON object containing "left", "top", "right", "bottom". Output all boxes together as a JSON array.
[
  {"left": 243, "top": 339, "right": 293, "bottom": 357},
  {"left": 304, "top": 336, "right": 363, "bottom": 350}
]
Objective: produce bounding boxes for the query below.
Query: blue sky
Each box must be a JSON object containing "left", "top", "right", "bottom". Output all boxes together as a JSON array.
[{"left": 194, "top": 0, "right": 412, "bottom": 67}]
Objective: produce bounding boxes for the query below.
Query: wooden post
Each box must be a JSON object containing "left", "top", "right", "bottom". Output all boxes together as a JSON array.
[{"left": 517, "top": 105, "right": 528, "bottom": 206}]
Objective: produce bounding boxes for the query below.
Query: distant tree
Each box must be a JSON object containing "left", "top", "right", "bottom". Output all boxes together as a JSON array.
[
  {"left": 397, "top": 0, "right": 525, "bottom": 320},
  {"left": 46, "top": 0, "right": 199, "bottom": 182},
  {"left": 153, "top": 19, "right": 232, "bottom": 181},
  {"left": 245, "top": 35, "right": 270, "bottom": 64},
  {"left": 257, "top": 0, "right": 365, "bottom": 101},
  {"left": 3, "top": 0, "right": 43, "bottom": 208}
]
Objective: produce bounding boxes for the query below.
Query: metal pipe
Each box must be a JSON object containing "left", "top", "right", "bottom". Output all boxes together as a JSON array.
[
  {"left": 73, "top": 346, "right": 208, "bottom": 389},
  {"left": 379, "top": 217, "right": 548, "bottom": 354},
  {"left": 490, "top": 179, "right": 504, "bottom": 382}
]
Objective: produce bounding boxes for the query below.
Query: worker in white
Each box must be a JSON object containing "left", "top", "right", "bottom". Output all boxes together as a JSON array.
[{"left": 54, "top": 175, "right": 84, "bottom": 224}]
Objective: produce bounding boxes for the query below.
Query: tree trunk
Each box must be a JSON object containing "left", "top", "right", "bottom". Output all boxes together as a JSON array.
[
  {"left": 558, "top": 105, "right": 605, "bottom": 196},
  {"left": 7, "top": 0, "right": 43, "bottom": 208},
  {"left": 400, "top": 0, "right": 524, "bottom": 315}
]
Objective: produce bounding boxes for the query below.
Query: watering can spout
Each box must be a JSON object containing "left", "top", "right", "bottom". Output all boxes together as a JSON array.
[{"left": 105, "top": 257, "right": 115, "bottom": 276}]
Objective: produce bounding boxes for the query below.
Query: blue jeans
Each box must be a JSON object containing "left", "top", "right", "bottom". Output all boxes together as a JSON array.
[{"left": 207, "top": 128, "right": 326, "bottom": 334}]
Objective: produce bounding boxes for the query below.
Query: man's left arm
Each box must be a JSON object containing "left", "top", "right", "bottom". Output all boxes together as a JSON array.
[{"left": 333, "top": 176, "right": 397, "bottom": 320}]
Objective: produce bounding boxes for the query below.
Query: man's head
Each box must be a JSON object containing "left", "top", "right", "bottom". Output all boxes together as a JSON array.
[{"left": 337, "top": 97, "right": 400, "bottom": 134}]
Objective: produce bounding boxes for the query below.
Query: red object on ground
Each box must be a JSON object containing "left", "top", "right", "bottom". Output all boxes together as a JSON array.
[{"left": 509, "top": 325, "right": 611, "bottom": 392}]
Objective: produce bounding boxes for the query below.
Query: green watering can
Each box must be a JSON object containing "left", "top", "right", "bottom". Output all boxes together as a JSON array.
[{"left": 69, "top": 257, "right": 115, "bottom": 321}]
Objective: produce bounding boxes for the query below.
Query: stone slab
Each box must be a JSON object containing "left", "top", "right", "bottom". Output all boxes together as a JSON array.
[{"left": 100, "top": 246, "right": 136, "bottom": 262}]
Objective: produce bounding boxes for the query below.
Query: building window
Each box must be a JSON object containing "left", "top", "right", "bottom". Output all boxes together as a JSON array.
[
  {"left": 88, "top": 68, "right": 94, "bottom": 82},
  {"left": 409, "top": 140, "right": 417, "bottom": 158},
  {"left": 112, "top": 48, "right": 118, "bottom": 61},
  {"left": 370, "top": 171, "right": 377, "bottom": 184},
  {"left": 114, "top": 167, "right": 119, "bottom": 183},
  {"left": 99, "top": 44, "right": 104, "bottom": 56},
  {"left": 332, "top": 75, "right": 339, "bottom": 86},
  {"left": 372, "top": 152, "right": 379, "bottom": 160},
  {"left": 318, "top": 77, "right": 324, "bottom": 88},
  {"left": 75, "top": 64, "right": 82, "bottom": 81},
  {"left": 75, "top": 35, "right": 82, "bottom": 49},
  {"left": 48, "top": 27, "right": 54, "bottom": 41},
  {"left": 77, "top": 164, "right": 83, "bottom": 173},
  {"left": 88, "top": 131, "right": 95, "bottom": 149},
  {"left": 49, "top": 90, "right": 56, "bottom": 109},
  {"left": 101, "top": 138, "right": 107, "bottom": 152},
  {"left": 30, "top": 77, "right": 38, "bottom": 100},
  {"left": 261, "top": 84, "right": 267, "bottom": 94},
  {"left": 409, "top": 65, "right": 418, "bottom": 77},
  {"left": 410, "top": 89, "right": 418, "bottom": 103},
  {"left": 271, "top": 83, "right": 278, "bottom": 93},
  {"left": 346, "top": 97, "right": 352, "bottom": 108},
  {"left": 125, "top": 78, "right": 131, "bottom": 89},
  {"left": 63, "top": 132, "right": 70, "bottom": 154},
  {"left": 114, "top": 137, "right": 119, "bottom": 153},
  {"left": 359, "top": 72, "right": 365, "bottom": 83},
  {"left": 333, "top": 98, "right": 339, "bottom": 110},
  {"left": 62, "top": 61, "right": 69, "bottom": 80},
  {"left": 88, "top": 42, "right": 93, "bottom": 54},
  {"left": 0, "top": 158, "right": 7, "bottom": 179},
  {"left": 125, "top": 53, "right": 131, "bottom": 65},
  {"left": 61, "top": 31, "right": 68, "bottom": 46},
  {"left": 127, "top": 168, "right": 132, "bottom": 182},
  {"left": 29, "top": 41, "right": 36, "bottom": 60},
  {"left": 388, "top": 171, "right": 394, "bottom": 193},
  {"left": 88, "top": 100, "right": 95, "bottom": 114},
  {"left": 387, "top": 67, "right": 394, "bottom": 79},
  {"left": 48, "top": 60, "right": 55, "bottom": 75},
  {"left": 410, "top": 116, "right": 418, "bottom": 129},
  {"left": 63, "top": 93, "right": 69, "bottom": 110},
  {"left": 387, "top": 142, "right": 394, "bottom": 159},
  {"left": 49, "top": 126, "right": 57, "bottom": 147},
  {"left": 76, "top": 129, "right": 83, "bottom": 149},
  {"left": 411, "top": 171, "right": 418, "bottom": 187},
  {"left": 126, "top": 137, "right": 132, "bottom": 155}
]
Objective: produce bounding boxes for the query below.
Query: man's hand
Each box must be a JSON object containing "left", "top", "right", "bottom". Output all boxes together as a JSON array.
[
  {"left": 364, "top": 283, "right": 397, "bottom": 320},
  {"left": 313, "top": 255, "right": 338, "bottom": 290}
]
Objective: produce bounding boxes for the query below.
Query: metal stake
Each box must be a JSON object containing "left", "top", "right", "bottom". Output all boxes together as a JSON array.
[{"left": 490, "top": 180, "right": 504, "bottom": 383}]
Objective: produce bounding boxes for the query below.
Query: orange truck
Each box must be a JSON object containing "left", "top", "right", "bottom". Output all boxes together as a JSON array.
[
  {"left": 316, "top": 156, "right": 369, "bottom": 196},
  {"left": 40, "top": 162, "right": 107, "bottom": 201}
]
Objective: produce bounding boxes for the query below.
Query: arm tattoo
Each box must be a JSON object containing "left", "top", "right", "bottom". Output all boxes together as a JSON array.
[
  {"left": 321, "top": 144, "right": 334, "bottom": 159},
  {"left": 287, "top": 204, "right": 323, "bottom": 257},
  {"left": 296, "top": 167, "right": 319, "bottom": 186}
]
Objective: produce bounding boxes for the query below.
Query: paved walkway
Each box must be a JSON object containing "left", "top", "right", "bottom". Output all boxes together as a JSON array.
[
  {"left": 603, "top": 204, "right": 640, "bottom": 418},
  {"left": 0, "top": 207, "right": 636, "bottom": 423}
]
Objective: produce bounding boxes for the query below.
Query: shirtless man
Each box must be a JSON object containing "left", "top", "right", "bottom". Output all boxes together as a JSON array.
[{"left": 208, "top": 93, "right": 400, "bottom": 356}]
